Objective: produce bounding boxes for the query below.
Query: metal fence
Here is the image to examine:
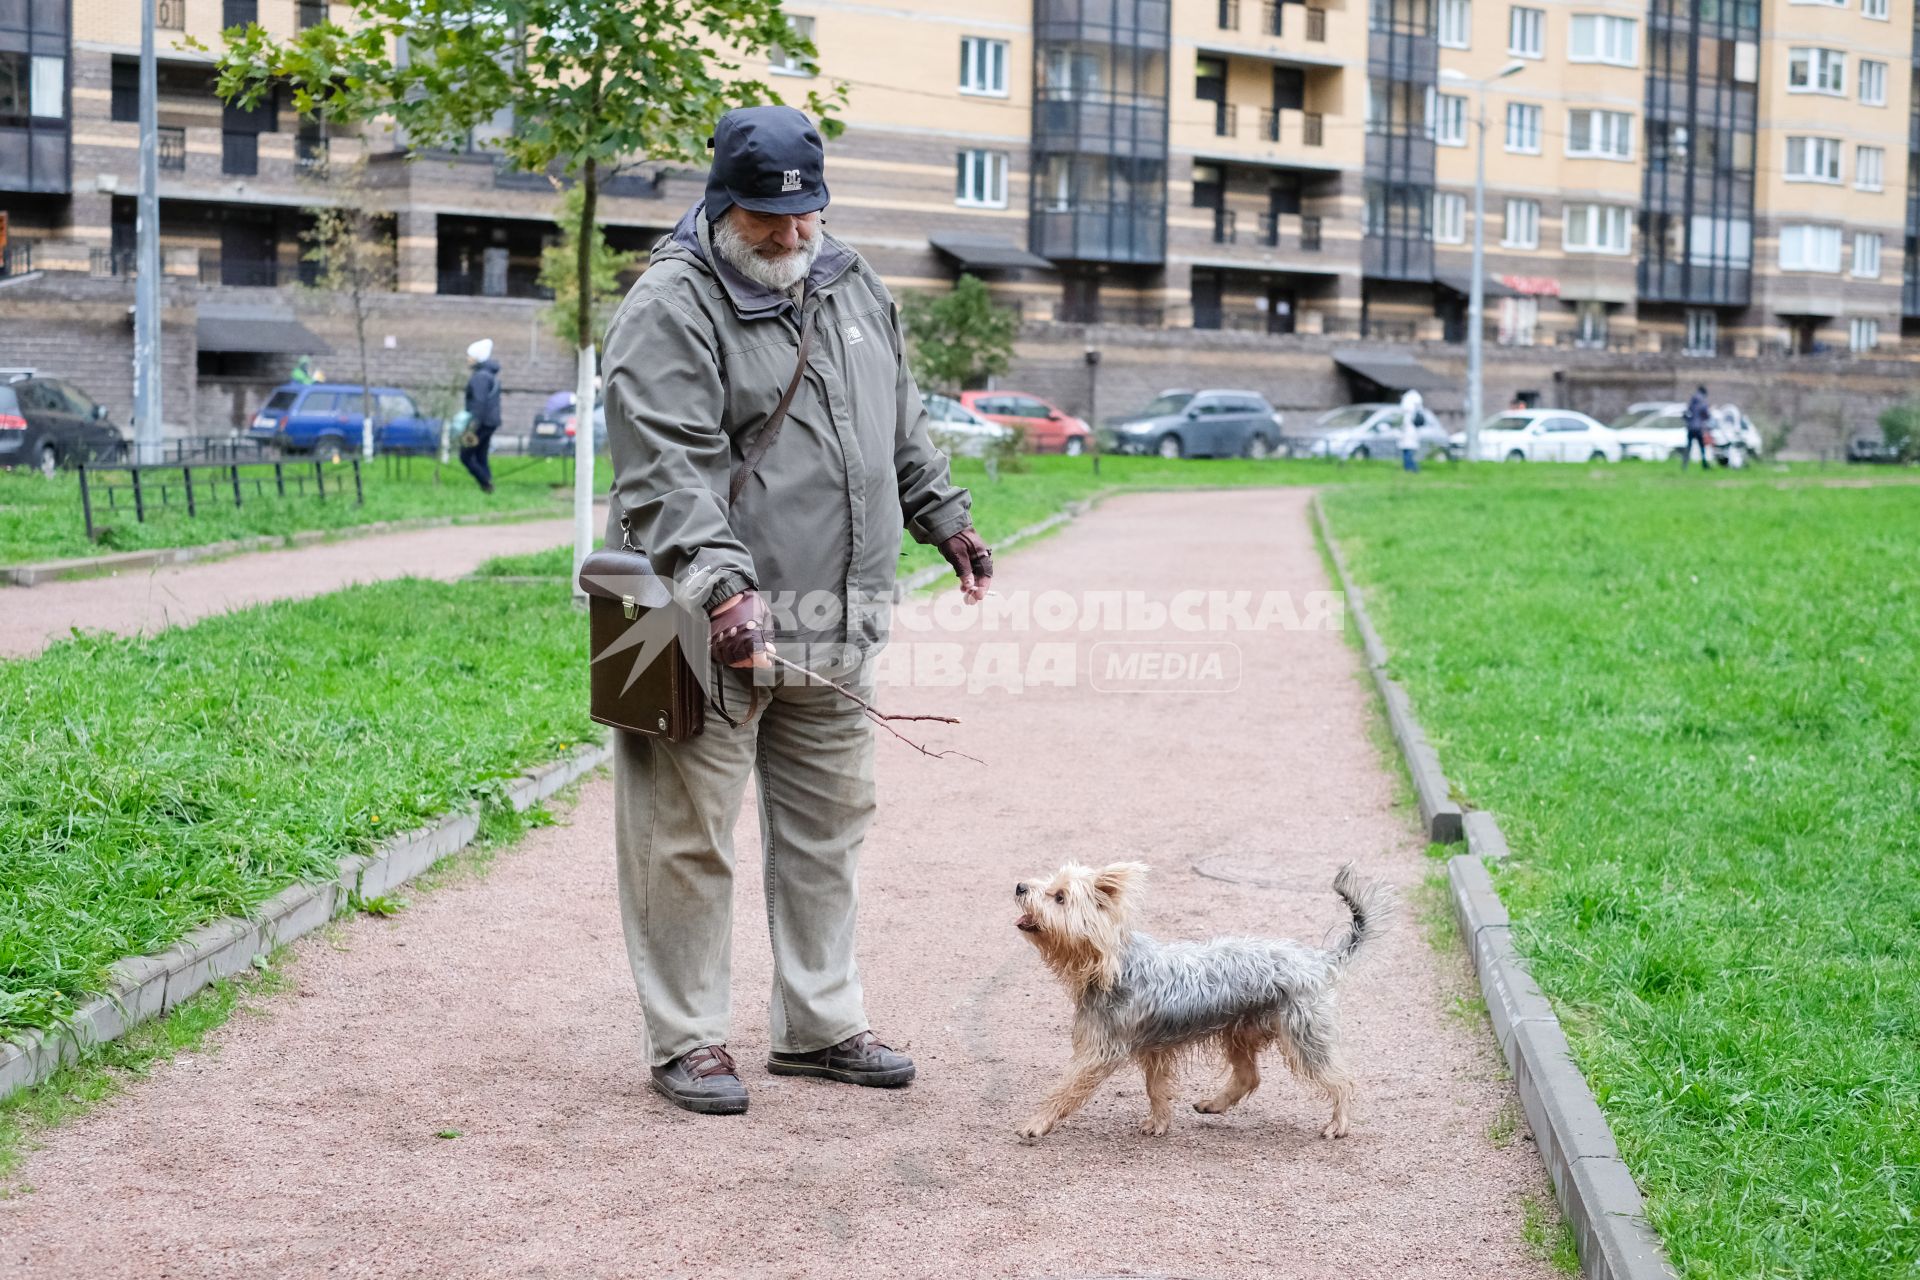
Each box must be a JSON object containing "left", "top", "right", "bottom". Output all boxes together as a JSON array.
[{"left": 76, "top": 458, "right": 363, "bottom": 542}]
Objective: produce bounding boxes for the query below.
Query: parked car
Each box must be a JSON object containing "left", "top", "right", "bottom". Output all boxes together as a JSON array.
[
  {"left": 530, "top": 391, "right": 607, "bottom": 457},
  {"left": 957, "top": 390, "right": 1092, "bottom": 455},
  {"left": 922, "top": 392, "right": 1014, "bottom": 457},
  {"left": 1609, "top": 401, "right": 1763, "bottom": 464},
  {"left": 0, "top": 373, "right": 127, "bottom": 476},
  {"left": 1101, "top": 389, "right": 1286, "bottom": 459},
  {"left": 1847, "top": 436, "right": 1907, "bottom": 465},
  {"left": 247, "top": 383, "right": 441, "bottom": 460},
  {"left": 1304, "top": 403, "right": 1451, "bottom": 461},
  {"left": 1449, "top": 409, "right": 1623, "bottom": 462}
]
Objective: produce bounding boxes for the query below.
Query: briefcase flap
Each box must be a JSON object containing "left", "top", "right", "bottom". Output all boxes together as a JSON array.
[{"left": 577, "top": 546, "right": 674, "bottom": 611}]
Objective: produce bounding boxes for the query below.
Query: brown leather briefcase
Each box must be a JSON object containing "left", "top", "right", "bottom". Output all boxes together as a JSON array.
[{"left": 578, "top": 289, "right": 816, "bottom": 742}]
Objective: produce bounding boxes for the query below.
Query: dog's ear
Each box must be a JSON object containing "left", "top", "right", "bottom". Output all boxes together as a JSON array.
[{"left": 1092, "top": 862, "right": 1150, "bottom": 910}]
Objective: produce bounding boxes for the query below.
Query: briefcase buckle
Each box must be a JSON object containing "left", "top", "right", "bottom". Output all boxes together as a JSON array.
[{"left": 622, "top": 594, "right": 638, "bottom": 620}]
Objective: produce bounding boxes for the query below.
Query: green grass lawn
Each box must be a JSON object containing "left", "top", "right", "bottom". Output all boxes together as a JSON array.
[
  {"left": 1322, "top": 469, "right": 1920, "bottom": 1279},
  {"left": 0, "top": 454, "right": 606, "bottom": 568},
  {"left": 0, "top": 578, "right": 599, "bottom": 1037}
]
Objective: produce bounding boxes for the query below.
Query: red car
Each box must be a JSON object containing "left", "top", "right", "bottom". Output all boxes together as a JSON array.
[{"left": 958, "top": 390, "right": 1093, "bottom": 455}]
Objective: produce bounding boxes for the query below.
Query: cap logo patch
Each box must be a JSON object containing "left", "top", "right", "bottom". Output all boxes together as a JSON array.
[{"left": 781, "top": 168, "right": 803, "bottom": 192}]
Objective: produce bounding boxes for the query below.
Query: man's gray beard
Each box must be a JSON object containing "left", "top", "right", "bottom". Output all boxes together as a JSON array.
[{"left": 712, "top": 210, "right": 821, "bottom": 292}]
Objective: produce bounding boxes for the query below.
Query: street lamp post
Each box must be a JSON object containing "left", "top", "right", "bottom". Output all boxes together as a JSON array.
[{"left": 1441, "top": 60, "right": 1524, "bottom": 463}]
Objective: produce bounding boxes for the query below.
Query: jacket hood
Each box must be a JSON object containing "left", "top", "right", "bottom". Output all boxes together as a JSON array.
[
  {"left": 472, "top": 359, "right": 499, "bottom": 374},
  {"left": 660, "top": 201, "right": 856, "bottom": 320}
]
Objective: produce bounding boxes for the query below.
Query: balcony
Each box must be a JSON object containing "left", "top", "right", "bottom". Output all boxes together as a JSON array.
[
  {"left": 1219, "top": 0, "right": 1241, "bottom": 28},
  {"left": 1031, "top": 199, "right": 1167, "bottom": 266},
  {"left": 1256, "top": 107, "right": 1326, "bottom": 147},
  {"left": 158, "top": 127, "right": 187, "bottom": 172},
  {"left": 1636, "top": 260, "right": 1751, "bottom": 307},
  {"left": 1214, "top": 102, "right": 1238, "bottom": 138},
  {"left": 437, "top": 265, "right": 552, "bottom": 300},
  {"left": 1256, "top": 211, "right": 1323, "bottom": 251},
  {"left": 1213, "top": 208, "right": 1238, "bottom": 244},
  {"left": 1053, "top": 300, "right": 1166, "bottom": 327},
  {"left": 1035, "top": 91, "right": 1170, "bottom": 160}
]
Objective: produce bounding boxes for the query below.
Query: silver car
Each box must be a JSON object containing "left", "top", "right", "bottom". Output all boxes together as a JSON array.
[{"left": 1304, "top": 403, "right": 1451, "bottom": 460}]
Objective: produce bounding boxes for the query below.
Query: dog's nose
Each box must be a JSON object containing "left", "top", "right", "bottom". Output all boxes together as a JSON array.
[{"left": 1015, "top": 882, "right": 1028, "bottom": 897}]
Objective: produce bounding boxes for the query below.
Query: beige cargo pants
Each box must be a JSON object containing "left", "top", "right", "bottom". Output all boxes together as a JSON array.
[{"left": 613, "top": 664, "right": 877, "bottom": 1067}]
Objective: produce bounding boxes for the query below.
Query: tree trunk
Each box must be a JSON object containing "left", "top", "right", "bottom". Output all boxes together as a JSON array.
[{"left": 570, "top": 154, "right": 599, "bottom": 601}]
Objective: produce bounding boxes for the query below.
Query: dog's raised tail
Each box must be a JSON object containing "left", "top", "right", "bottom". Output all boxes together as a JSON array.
[{"left": 1329, "top": 863, "right": 1395, "bottom": 967}]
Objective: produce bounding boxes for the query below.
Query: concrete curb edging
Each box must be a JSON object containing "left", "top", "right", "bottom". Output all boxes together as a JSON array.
[
  {"left": 1309, "top": 496, "right": 1462, "bottom": 843},
  {"left": 1311, "top": 491, "right": 1674, "bottom": 1280},
  {"left": 0, "top": 740, "right": 611, "bottom": 1105},
  {"left": 895, "top": 499, "right": 1093, "bottom": 596},
  {"left": 5, "top": 506, "right": 562, "bottom": 587}
]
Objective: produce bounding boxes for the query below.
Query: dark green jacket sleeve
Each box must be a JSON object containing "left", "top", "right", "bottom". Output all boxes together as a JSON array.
[
  {"left": 888, "top": 300, "right": 973, "bottom": 546},
  {"left": 603, "top": 287, "right": 757, "bottom": 608}
]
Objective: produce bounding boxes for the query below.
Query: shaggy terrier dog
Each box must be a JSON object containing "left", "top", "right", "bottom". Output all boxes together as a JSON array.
[{"left": 1011, "top": 861, "right": 1393, "bottom": 1141}]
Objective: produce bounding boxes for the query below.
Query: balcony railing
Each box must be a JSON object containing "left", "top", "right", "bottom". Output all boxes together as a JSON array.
[
  {"left": 91, "top": 248, "right": 135, "bottom": 277},
  {"left": 1213, "top": 102, "right": 1238, "bottom": 138},
  {"left": 438, "top": 266, "right": 553, "bottom": 300},
  {"left": 1304, "top": 112, "right": 1324, "bottom": 145},
  {"left": 1, "top": 241, "right": 32, "bottom": 277},
  {"left": 156, "top": 0, "right": 185, "bottom": 29},
  {"left": 1253, "top": 108, "right": 1326, "bottom": 147},
  {"left": 1307, "top": 6, "right": 1328, "bottom": 39},
  {"left": 1219, "top": 0, "right": 1241, "bottom": 28},
  {"left": 1261, "top": 0, "right": 1284, "bottom": 34},
  {"left": 158, "top": 127, "right": 186, "bottom": 172},
  {"left": 1213, "top": 208, "right": 1238, "bottom": 244},
  {"left": 1253, "top": 211, "right": 1324, "bottom": 251}
]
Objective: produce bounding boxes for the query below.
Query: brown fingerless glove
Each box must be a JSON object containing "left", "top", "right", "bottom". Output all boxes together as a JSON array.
[
  {"left": 709, "top": 591, "right": 772, "bottom": 667},
  {"left": 937, "top": 527, "right": 994, "bottom": 595}
]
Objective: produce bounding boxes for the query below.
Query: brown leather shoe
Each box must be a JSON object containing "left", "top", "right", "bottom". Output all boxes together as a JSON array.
[
  {"left": 766, "top": 1031, "right": 915, "bottom": 1088},
  {"left": 650, "top": 1044, "right": 749, "bottom": 1115}
]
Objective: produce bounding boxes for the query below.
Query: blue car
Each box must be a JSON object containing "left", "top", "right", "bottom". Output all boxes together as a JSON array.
[{"left": 248, "top": 383, "right": 441, "bottom": 459}]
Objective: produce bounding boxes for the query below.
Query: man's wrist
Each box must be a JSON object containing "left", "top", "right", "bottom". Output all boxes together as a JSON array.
[{"left": 703, "top": 571, "right": 754, "bottom": 613}]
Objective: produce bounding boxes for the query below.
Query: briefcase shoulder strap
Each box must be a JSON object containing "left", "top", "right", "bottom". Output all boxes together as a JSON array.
[{"left": 728, "top": 288, "right": 815, "bottom": 508}]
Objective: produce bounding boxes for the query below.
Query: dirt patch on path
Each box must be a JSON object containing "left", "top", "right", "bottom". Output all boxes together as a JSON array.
[
  {"left": 0, "top": 489, "right": 1553, "bottom": 1279},
  {"left": 0, "top": 512, "right": 587, "bottom": 659}
]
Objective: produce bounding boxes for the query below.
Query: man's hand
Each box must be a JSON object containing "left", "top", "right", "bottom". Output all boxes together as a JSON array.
[
  {"left": 710, "top": 592, "right": 775, "bottom": 669},
  {"left": 937, "top": 527, "right": 994, "bottom": 604}
]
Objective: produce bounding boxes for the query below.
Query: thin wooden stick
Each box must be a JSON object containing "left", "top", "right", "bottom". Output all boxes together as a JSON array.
[{"left": 765, "top": 652, "right": 981, "bottom": 764}]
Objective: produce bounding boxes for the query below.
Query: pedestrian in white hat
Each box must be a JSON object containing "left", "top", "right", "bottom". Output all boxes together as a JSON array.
[{"left": 461, "top": 338, "right": 502, "bottom": 492}]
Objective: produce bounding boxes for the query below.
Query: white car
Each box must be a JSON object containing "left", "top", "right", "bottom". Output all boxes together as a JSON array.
[
  {"left": 922, "top": 392, "right": 1014, "bottom": 457},
  {"left": 1305, "top": 403, "right": 1452, "bottom": 460},
  {"left": 1449, "top": 409, "right": 1623, "bottom": 463},
  {"left": 1610, "top": 402, "right": 1763, "bottom": 465}
]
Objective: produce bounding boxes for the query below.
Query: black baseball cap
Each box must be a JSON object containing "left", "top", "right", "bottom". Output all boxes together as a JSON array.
[{"left": 705, "top": 106, "right": 830, "bottom": 220}]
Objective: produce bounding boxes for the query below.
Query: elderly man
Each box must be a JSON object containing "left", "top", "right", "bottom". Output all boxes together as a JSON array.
[{"left": 600, "top": 105, "right": 994, "bottom": 1116}]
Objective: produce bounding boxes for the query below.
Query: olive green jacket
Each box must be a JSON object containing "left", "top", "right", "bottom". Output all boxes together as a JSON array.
[{"left": 601, "top": 203, "right": 971, "bottom": 658}]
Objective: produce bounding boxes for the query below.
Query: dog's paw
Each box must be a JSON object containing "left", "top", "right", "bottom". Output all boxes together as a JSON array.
[
  {"left": 1017, "top": 1116, "right": 1054, "bottom": 1141},
  {"left": 1140, "top": 1115, "right": 1171, "bottom": 1137},
  {"left": 1193, "top": 1097, "right": 1228, "bottom": 1115}
]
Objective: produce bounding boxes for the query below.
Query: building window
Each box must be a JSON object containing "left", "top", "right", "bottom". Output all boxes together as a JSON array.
[
  {"left": 1862, "top": 0, "right": 1888, "bottom": 16},
  {"left": 1787, "top": 48, "right": 1845, "bottom": 95},
  {"left": 1433, "top": 191, "right": 1466, "bottom": 242},
  {"left": 1850, "top": 317, "right": 1880, "bottom": 350},
  {"left": 955, "top": 149, "right": 1008, "bottom": 208},
  {"left": 771, "top": 15, "right": 816, "bottom": 76},
  {"left": 222, "top": 0, "right": 258, "bottom": 26},
  {"left": 1779, "top": 224, "right": 1842, "bottom": 271},
  {"left": 1860, "top": 60, "right": 1886, "bottom": 105},
  {"left": 27, "top": 54, "right": 63, "bottom": 120},
  {"left": 1563, "top": 203, "right": 1631, "bottom": 254},
  {"left": 1685, "top": 309, "right": 1717, "bottom": 356},
  {"left": 1856, "top": 145, "right": 1885, "bottom": 191},
  {"left": 1508, "top": 6, "right": 1544, "bottom": 56},
  {"left": 1498, "top": 296, "right": 1538, "bottom": 345},
  {"left": 111, "top": 60, "right": 137, "bottom": 122},
  {"left": 1568, "top": 14, "right": 1636, "bottom": 66},
  {"left": 1504, "top": 102, "right": 1542, "bottom": 153},
  {"left": 1502, "top": 198, "right": 1539, "bottom": 247},
  {"left": 1689, "top": 215, "right": 1753, "bottom": 266},
  {"left": 1567, "top": 109, "right": 1632, "bottom": 159},
  {"left": 1435, "top": 93, "right": 1467, "bottom": 145},
  {"left": 960, "top": 36, "right": 1009, "bottom": 96},
  {"left": 296, "top": 119, "right": 327, "bottom": 172},
  {"left": 1575, "top": 300, "right": 1608, "bottom": 347},
  {"left": 1438, "top": 0, "right": 1471, "bottom": 48},
  {"left": 1852, "top": 232, "right": 1882, "bottom": 277},
  {"left": 1785, "top": 136, "right": 1843, "bottom": 183},
  {"left": 296, "top": 0, "right": 325, "bottom": 28}
]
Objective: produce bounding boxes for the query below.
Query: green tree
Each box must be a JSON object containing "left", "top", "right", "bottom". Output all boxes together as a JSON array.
[
  {"left": 539, "top": 185, "right": 641, "bottom": 351},
  {"left": 299, "top": 159, "right": 396, "bottom": 461},
  {"left": 1878, "top": 401, "right": 1920, "bottom": 461},
  {"left": 212, "top": 0, "right": 844, "bottom": 590},
  {"left": 899, "top": 274, "right": 1018, "bottom": 392}
]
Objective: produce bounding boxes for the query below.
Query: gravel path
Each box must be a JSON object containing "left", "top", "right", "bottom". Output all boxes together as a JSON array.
[
  {"left": 0, "top": 489, "right": 1554, "bottom": 1279},
  {"left": 0, "top": 511, "right": 588, "bottom": 659}
]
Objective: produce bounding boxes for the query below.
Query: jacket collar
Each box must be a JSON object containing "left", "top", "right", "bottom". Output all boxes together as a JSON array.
[{"left": 662, "top": 201, "right": 856, "bottom": 321}]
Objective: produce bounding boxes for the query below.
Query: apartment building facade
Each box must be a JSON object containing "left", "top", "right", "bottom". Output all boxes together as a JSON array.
[{"left": 4, "top": 0, "right": 1918, "bottom": 366}]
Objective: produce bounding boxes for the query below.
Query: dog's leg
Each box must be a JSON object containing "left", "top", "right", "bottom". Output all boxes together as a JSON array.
[
  {"left": 1279, "top": 1003, "right": 1355, "bottom": 1138},
  {"left": 1194, "top": 1029, "right": 1262, "bottom": 1115},
  {"left": 1138, "top": 1049, "right": 1177, "bottom": 1136},
  {"left": 1018, "top": 1054, "right": 1122, "bottom": 1140}
]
